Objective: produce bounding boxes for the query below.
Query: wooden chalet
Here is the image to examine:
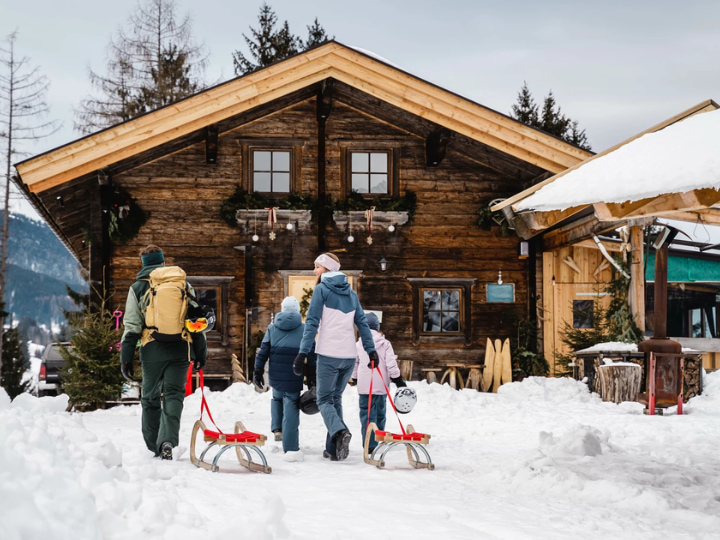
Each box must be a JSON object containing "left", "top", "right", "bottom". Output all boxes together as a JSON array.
[{"left": 14, "top": 41, "right": 590, "bottom": 387}]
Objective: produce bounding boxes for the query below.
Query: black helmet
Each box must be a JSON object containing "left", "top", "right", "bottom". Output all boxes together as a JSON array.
[
  {"left": 185, "top": 304, "right": 216, "bottom": 333},
  {"left": 299, "top": 387, "right": 319, "bottom": 415}
]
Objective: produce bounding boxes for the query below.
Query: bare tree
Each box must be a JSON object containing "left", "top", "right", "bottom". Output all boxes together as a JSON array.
[
  {"left": 75, "top": 0, "right": 208, "bottom": 133},
  {"left": 0, "top": 30, "right": 60, "bottom": 381}
]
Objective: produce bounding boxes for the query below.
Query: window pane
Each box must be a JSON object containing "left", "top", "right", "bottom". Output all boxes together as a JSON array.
[
  {"left": 423, "top": 290, "right": 441, "bottom": 311},
  {"left": 370, "top": 153, "right": 388, "bottom": 173},
  {"left": 442, "top": 290, "right": 459, "bottom": 311},
  {"left": 273, "top": 151, "right": 290, "bottom": 172},
  {"left": 352, "top": 152, "right": 369, "bottom": 173},
  {"left": 195, "top": 288, "right": 218, "bottom": 311},
  {"left": 254, "top": 172, "right": 271, "bottom": 192},
  {"left": 254, "top": 151, "right": 271, "bottom": 171},
  {"left": 573, "top": 300, "right": 594, "bottom": 329},
  {"left": 442, "top": 311, "right": 459, "bottom": 332},
  {"left": 352, "top": 173, "right": 369, "bottom": 193},
  {"left": 370, "top": 174, "right": 387, "bottom": 193},
  {"left": 273, "top": 172, "right": 290, "bottom": 193},
  {"left": 691, "top": 308, "right": 702, "bottom": 338},
  {"left": 423, "top": 311, "right": 441, "bottom": 332}
]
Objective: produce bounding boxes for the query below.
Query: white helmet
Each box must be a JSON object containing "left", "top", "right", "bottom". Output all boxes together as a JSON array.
[{"left": 394, "top": 387, "right": 417, "bottom": 414}]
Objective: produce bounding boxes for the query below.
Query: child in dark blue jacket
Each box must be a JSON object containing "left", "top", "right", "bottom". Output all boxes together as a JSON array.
[{"left": 254, "top": 296, "right": 316, "bottom": 453}]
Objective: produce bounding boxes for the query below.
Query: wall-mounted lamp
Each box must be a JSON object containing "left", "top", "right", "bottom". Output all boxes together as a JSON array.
[
  {"left": 519, "top": 241, "right": 529, "bottom": 259},
  {"left": 497, "top": 270, "right": 503, "bottom": 285},
  {"left": 56, "top": 196, "right": 64, "bottom": 208},
  {"left": 379, "top": 256, "right": 388, "bottom": 272},
  {"left": 97, "top": 169, "right": 110, "bottom": 186}
]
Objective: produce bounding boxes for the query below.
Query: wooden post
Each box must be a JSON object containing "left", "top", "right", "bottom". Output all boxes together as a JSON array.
[{"left": 629, "top": 225, "right": 645, "bottom": 333}]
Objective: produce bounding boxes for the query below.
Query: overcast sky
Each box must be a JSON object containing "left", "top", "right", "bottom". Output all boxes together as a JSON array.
[{"left": 2, "top": 0, "right": 719, "bottom": 216}]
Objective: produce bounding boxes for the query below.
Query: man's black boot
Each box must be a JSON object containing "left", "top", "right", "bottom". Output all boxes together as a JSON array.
[{"left": 160, "top": 442, "right": 173, "bottom": 460}]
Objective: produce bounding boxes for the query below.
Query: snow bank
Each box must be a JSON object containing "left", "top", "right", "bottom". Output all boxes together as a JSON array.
[{"left": 497, "top": 375, "right": 602, "bottom": 404}]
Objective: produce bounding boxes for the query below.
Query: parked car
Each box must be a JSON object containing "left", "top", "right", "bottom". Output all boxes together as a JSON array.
[{"left": 38, "top": 342, "right": 71, "bottom": 397}]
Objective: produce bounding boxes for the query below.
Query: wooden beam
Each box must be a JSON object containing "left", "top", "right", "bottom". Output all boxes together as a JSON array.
[
  {"left": 629, "top": 225, "right": 645, "bottom": 333},
  {"left": 594, "top": 188, "right": 720, "bottom": 220},
  {"left": 542, "top": 213, "right": 623, "bottom": 251},
  {"left": 517, "top": 205, "right": 589, "bottom": 233},
  {"left": 425, "top": 128, "right": 451, "bottom": 166},
  {"left": 665, "top": 209, "right": 720, "bottom": 226},
  {"left": 205, "top": 124, "right": 218, "bottom": 164}
]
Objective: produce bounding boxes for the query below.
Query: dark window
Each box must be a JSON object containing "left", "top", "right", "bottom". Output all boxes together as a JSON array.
[
  {"left": 252, "top": 150, "right": 291, "bottom": 194},
  {"left": 422, "top": 289, "right": 461, "bottom": 333},
  {"left": 350, "top": 151, "right": 389, "bottom": 194},
  {"left": 573, "top": 300, "right": 594, "bottom": 329}
]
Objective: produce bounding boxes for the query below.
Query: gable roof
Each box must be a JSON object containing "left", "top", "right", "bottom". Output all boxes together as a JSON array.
[{"left": 16, "top": 41, "right": 590, "bottom": 193}]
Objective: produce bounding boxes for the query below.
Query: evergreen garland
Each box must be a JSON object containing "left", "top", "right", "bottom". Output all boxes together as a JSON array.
[
  {"left": 477, "top": 202, "right": 510, "bottom": 236},
  {"left": 299, "top": 287, "right": 314, "bottom": 318},
  {"left": 1, "top": 326, "right": 30, "bottom": 399},
  {"left": 108, "top": 186, "right": 146, "bottom": 244},
  {"left": 327, "top": 190, "right": 417, "bottom": 216},
  {"left": 59, "top": 290, "right": 125, "bottom": 411},
  {"left": 220, "top": 187, "right": 317, "bottom": 228}
]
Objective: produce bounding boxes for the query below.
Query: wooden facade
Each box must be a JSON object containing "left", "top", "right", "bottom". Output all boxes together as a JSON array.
[{"left": 15, "top": 42, "right": 590, "bottom": 386}]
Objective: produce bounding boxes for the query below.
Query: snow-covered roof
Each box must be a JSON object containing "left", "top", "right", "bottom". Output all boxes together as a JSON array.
[{"left": 515, "top": 106, "right": 720, "bottom": 212}]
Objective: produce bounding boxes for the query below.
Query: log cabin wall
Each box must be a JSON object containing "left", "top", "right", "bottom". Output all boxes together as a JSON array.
[{"left": 106, "top": 90, "right": 543, "bottom": 383}]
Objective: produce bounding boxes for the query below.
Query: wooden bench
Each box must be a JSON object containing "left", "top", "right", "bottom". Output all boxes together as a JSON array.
[
  {"left": 440, "top": 364, "right": 484, "bottom": 390},
  {"left": 420, "top": 368, "right": 443, "bottom": 383}
]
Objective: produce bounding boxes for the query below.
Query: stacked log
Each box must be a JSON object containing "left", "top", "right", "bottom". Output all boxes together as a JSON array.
[{"left": 683, "top": 355, "right": 703, "bottom": 402}]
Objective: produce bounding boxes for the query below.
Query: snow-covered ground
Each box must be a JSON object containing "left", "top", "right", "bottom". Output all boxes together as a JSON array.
[{"left": 2, "top": 373, "right": 719, "bottom": 540}]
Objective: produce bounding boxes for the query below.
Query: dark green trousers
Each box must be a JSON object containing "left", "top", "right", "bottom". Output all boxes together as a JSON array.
[{"left": 141, "top": 357, "right": 190, "bottom": 454}]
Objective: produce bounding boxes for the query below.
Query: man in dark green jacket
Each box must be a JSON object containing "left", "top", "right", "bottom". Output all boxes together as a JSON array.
[{"left": 120, "top": 245, "right": 207, "bottom": 460}]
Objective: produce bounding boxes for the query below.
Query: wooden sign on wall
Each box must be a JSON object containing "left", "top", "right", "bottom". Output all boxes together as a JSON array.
[{"left": 487, "top": 283, "right": 515, "bottom": 303}]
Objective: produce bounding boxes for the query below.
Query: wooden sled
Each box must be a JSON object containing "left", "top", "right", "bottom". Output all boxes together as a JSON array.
[
  {"left": 363, "top": 422, "right": 434, "bottom": 470},
  {"left": 190, "top": 419, "right": 272, "bottom": 474}
]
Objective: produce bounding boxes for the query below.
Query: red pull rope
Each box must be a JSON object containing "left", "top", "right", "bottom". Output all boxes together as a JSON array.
[
  {"left": 365, "top": 362, "right": 406, "bottom": 436},
  {"left": 198, "top": 369, "right": 223, "bottom": 434}
]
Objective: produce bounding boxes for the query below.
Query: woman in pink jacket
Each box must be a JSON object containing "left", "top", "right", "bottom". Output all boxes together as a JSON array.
[{"left": 352, "top": 312, "right": 406, "bottom": 452}]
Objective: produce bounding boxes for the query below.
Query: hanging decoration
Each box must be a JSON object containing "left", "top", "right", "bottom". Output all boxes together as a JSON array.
[
  {"left": 365, "top": 206, "right": 375, "bottom": 245},
  {"left": 266, "top": 206, "right": 279, "bottom": 241},
  {"left": 252, "top": 209, "right": 259, "bottom": 242},
  {"left": 347, "top": 212, "right": 354, "bottom": 243},
  {"left": 108, "top": 185, "right": 146, "bottom": 244}
]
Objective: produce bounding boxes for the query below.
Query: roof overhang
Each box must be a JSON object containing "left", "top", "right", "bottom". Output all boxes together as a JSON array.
[
  {"left": 15, "top": 41, "right": 590, "bottom": 194},
  {"left": 493, "top": 99, "right": 720, "bottom": 240}
]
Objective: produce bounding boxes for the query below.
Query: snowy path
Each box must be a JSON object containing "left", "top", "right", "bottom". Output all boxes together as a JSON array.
[{"left": 2, "top": 374, "right": 720, "bottom": 540}]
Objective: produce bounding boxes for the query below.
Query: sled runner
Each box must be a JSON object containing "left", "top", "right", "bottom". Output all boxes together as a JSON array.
[
  {"left": 362, "top": 364, "right": 435, "bottom": 470},
  {"left": 189, "top": 370, "right": 272, "bottom": 473}
]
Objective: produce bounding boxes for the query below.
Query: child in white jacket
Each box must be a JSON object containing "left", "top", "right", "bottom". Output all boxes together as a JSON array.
[{"left": 352, "top": 312, "right": 406, "bottom": 452}]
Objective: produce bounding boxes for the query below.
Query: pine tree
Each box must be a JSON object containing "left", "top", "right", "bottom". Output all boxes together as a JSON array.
[
  {"left": 539, "top": 91, "right": 571, "bottom": 139},
  {"left": 232, "top": 3, "right": 330, "bottom": 75},
  {"left": 1, "top": 325, "right": 30, "bottom": 399},
  {"left": 510, "top": 82, "right": 592, "bottom": 151},
  {"left": 302, "top": 18, "right": 332, "bottom": 49},
  {"left": 510, "top": 82, "right": 539, "bottom": 126},
  {"left": 75, "top": 0, "right": 207, "bottom": 133},
  {"left": 606, "top": 258, "right": 643, "bottom": 343},
  {"left": 59, "top": 291, "right": 124, "bottom": 411}
]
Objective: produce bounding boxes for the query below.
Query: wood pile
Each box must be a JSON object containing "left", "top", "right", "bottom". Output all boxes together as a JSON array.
[{"left": 683, "top": 355, "right": 703, "bottom": 402}]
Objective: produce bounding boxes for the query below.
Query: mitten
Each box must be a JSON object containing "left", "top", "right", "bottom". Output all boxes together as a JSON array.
[
  {"left": 293, "top": 353, "right": 307, "bottom": 376},
  {"left": 391, "top": 376, "right": 407, "bottom": 388},
  {"left": 367, "top": 350, "right": 379, "bottom": 369},
  {"left": 252, "top": 371, "right": 264, "bottom": 390},
  {"left": 193, "top": 357, "right": 207, "bottom": 372},
  {"left": 349, "top": 378, "right": 357, "bottom": 387},
  {"left": 121, "top": 361, "right": 134, "bottom": 383}
]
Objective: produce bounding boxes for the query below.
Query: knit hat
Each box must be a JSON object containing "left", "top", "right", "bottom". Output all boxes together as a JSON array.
[
  {"left": 314, "top": 254, "right": 340, "bottom": 272},
  {"left": 366, "top": 312, "right": 380, "bottom": 331},
  {"left": 281, "top": 296, "right": 301, "bottom": 313},
  {"left": 141, "top": 250, "right": 165, "bottom": 267}
]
